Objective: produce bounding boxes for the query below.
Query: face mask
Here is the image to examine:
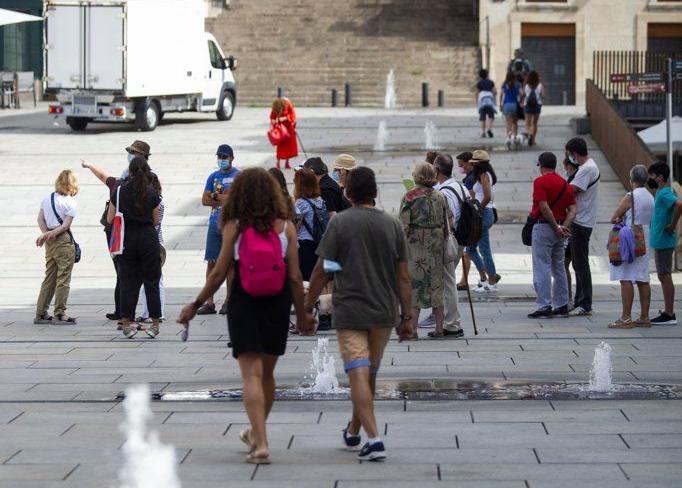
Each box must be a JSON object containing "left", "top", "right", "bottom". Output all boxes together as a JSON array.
[
  {"left": 458, "top": 166, "right": 466, "bottom": 176},
  {"left": 567, "top": 154, "right": 577, "bottom": 166},
  {"left": 646, "top": 177, "right": 659, "bottom": 189},
  {"left": 331, "top": 170, "right": 340, "bottom": 183},
  {"left": 127, "top": 153, "right": 135, "bottom": 163},
  {"left": 217, "top": 159, "right": 231, "bottom": 171}
]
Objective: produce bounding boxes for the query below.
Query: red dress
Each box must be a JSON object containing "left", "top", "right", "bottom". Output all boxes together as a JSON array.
[{"left": 269, "top": 99, "right": 298, "bottom": 160}]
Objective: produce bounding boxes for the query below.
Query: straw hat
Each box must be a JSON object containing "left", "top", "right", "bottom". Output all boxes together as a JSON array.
[
  {"left": 333, "top": 154, "right": 359, "bottom": 171},
  {"left": 470, "top": 149, "right": 490, "bottom": 163}
]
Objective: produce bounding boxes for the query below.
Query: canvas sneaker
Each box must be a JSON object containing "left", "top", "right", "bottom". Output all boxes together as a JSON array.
[
  {"left": 342, "top": 423, "right": 362, "bottom": 451},
  {"left": 552, "top": 305, "right": 570, "bottom": 317},
  {"left": 487, "top": 129, "right": 494, "bottom": 138},
  {"left": 145, "top": 325, "right": 160, "bottom": 339},
  {"left": 651, "top": 312, "right": 677, "bottom": 326},
  {"left": 121, "top": 326, "right": 138, "bottom": 339},
  {"left": 417, "top": 313, "right": 436, "bottom": 328},
  {"left": 568, "top": 306, "right": 592, "bottom": 317},
  {"left": 357, "top": 441, "right": 386, "bottom": 461},
  {"left": 473, "top": 281, "right": 497, "bottom": 293}
]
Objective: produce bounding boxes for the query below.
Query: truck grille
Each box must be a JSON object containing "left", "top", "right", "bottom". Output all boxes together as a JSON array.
[{"left": 73, "top": 95, "right": 96, "bottom": 106}]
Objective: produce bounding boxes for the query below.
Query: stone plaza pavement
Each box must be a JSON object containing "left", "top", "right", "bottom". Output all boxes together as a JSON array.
[{"left": 0, "top": 107, "right": 681, "bottom": 487}]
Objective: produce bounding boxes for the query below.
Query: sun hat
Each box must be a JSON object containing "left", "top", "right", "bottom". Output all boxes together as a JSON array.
[
  {"left": 125, "top": 140, "right": 151, "bottom": 158},
  {"left": 470, "top": 149, "right": 490, "bottom": 163},
  {"left": 333, "top": 154, "right": 359, "bottom": 171}
]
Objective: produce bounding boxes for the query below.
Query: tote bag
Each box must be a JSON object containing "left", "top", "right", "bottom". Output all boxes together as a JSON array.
[
  {"left": 268, "top": 123, "right": 290, "bottom": 146},
  {"left": 108, "top": 186, "right": 124, "bottom": 256}
]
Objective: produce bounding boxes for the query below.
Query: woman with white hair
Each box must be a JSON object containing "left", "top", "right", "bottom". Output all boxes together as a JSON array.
[{"left": 608, "top": 164, "right": 655, "bottom": 328}]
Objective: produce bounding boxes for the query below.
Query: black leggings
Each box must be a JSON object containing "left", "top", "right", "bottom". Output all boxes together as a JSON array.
[
  {"left": 118, "top": 225, "right": 162, "bottom": 320},
  {"left": 298, "top": 239, "right": 318, "bottom": 281}
]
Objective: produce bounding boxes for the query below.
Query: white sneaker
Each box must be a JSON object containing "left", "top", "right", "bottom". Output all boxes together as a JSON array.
[
  {"left": 417, "top": 313, "right": 436, "bottom": 328},
  {"left": 473, "top": 282, "right": 497, "bottom": 293},
  {"left": 568, "top": 306, "right": 592, "bottom": 317},
  {"left": 514, "top": 135, "right": 522, "bottom": 149}
]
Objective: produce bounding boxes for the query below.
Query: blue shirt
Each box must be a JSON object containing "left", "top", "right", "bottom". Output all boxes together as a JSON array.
[
  {"left": 650, "top": 186, "right": 679, "bottom": 250},
  {"left": 502, "top": 83, "right": 521, "bottom": 105},
  {"left": 205, "top": 167, "right": 239, "bottom": 221}
]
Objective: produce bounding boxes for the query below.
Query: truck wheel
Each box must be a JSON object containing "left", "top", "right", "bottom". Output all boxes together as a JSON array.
[
  {"left": 136, "top": 99, "right": 160, "bottom": 131},
  {"left": 216, "top": 91, "right": 235, "bottom": 121},
  {"left": 67, "top": 117, "right": 88, "bottom": 131}
]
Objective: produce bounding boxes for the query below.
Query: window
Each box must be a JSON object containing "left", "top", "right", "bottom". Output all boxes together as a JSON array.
[{"left": 208, "top": 41, "right": 224, "bottom": 70}]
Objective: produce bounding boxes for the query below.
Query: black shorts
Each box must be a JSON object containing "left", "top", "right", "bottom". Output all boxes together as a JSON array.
[
  {"left": 479, "top": 106, "right": 495, "bottom": 121},
  {"left": 227, "top": 267, "right": 292, "bottom": 359}
]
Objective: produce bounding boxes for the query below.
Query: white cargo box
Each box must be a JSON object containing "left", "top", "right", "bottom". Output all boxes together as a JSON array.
[{"left": 44, "top": 0, "right": 207, "bottom": 97}]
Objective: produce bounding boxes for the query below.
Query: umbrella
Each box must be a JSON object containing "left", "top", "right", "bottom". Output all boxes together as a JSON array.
[
  {"left": 638, "top": 116, "right": 682, "bottom": 153},
  {"left": 0, "top": 8, "right": 42, "bottom": 27}
]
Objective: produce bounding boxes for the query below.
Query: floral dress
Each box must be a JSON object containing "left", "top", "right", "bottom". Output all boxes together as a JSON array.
[{"left": 399, "top": 186, "right": 451, "bottom": 309}]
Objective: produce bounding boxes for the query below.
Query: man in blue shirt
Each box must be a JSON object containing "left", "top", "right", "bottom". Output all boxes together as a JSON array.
[
  {"left": 647, "top": 162, "right": 682, "bottom": 325},
  {"left": 197, "top": 144, "right": 239, "bottom": 315}
]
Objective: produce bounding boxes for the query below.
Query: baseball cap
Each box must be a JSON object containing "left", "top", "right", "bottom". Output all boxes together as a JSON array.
[{"left": 216, "top": 144, "right": 234, "bottom": 158}]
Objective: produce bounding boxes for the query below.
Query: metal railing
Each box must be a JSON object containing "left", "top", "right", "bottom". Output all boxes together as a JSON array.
[{"left": 585, "top": 79, "right": 656, "bottom": 188}]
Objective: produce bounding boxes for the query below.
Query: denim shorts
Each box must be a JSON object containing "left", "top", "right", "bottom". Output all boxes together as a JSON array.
[
  {"left": 502, "top": 103, "right": 517, "bottom": 117},
  {"left": 204, "top": 216, "right": 222, "bottom": 262}
]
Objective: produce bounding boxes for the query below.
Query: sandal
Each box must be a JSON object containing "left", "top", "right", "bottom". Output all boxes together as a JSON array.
[
  {"left": 53, "top": 315, "right": 77, "bottom": 325},
  {"left": 634, "top": 318, "right": 652, "bottom": 328},
  {"left": 608, "top": 318, "right": 634, "bottom": 329},
  {"left": 427, "top": 331, "right": 445, "bottom": 340},
  {"left": 246, "top": 450, "right": 271, "bottom": 465},
  {"left": 239, "top": 429, "right": 255, "bottom": 452},
  {"left": 456, "top": 283, "right": 468, "bottom": 291},
  {"left": 33, "top": 314, "right": 54, "bottom": 325}
]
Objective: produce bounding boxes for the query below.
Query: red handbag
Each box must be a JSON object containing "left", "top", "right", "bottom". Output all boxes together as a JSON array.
[{"left": 268, "top": 123, "right": 290, "bottom": 146}]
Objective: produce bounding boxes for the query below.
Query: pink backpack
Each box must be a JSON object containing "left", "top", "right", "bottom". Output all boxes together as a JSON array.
[{"left": 239, "top": 225, "right": 286, "bottom": 297}]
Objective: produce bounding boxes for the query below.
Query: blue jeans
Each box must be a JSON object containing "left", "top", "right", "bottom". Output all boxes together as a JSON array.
[{"left": 466, "top": 207, "right": 496, "bottom": 277}]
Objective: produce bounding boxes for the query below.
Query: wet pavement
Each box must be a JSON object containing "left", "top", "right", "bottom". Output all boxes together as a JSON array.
[{"left": 1, "top": 107, "right": 682, "bottom": 487}]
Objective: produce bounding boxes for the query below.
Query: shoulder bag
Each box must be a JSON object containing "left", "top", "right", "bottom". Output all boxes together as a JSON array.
[
  {"left": 629, "top": 192, "right": 646, "bottom": 257},
  {"left": 108, "top": 186, "right": 125, "bottom": 256},
  {"left": 50, "top": 193, "right": 81, "bottom": 263},
  {"left": 522, "top": 181, "right": 567, "bottom": 246}
]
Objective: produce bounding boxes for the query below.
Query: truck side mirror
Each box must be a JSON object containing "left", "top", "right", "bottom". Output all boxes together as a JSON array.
[{"left": 226, "top": 56, "right": 236, "bottom": 71}]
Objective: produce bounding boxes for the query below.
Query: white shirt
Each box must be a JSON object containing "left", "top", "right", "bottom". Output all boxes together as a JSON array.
[
  {"left": 41, "top": 193, "right": 77, "bottom": 230},
  {"left": 473, "top": 172, "right": 495, "bottom": 208},
  {"left": 435, "top": 178, "right": 466, "bottom": 229},
  {"left": 571, "top": 158, "right": 600, "bottom": 228}
]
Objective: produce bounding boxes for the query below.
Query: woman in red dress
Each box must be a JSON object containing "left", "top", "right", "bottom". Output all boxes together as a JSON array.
[{"left": 270, "top": 98, "right": 298, "bottom": 169}]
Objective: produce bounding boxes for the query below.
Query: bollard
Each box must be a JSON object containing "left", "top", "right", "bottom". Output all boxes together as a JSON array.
[
  {"left": 331, "top": 88, "right": 338, "bottom": 107},
  {"left": 438, "top": 90, "right": 444, "bottom": 107},
  {"left": 422, "top": 82, "right": 429, "bottom": 107},
  {"left": 344, "top": 83, "right": 352, "bottom": 107},
  {"left": 277, "top": 86, "right": 283, "bottom": 98}
]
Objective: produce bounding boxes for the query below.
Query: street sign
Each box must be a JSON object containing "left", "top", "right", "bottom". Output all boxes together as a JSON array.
[
  {"left": 610, "top": 72, "right": 664, "bottom": 83},
  {"left": 628, "top": 83, "right": 665, "bottom": 94}
]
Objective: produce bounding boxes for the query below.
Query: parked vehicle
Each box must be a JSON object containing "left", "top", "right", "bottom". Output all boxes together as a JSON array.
[{"left": 44, "top": 0, "right": 236, "bottom": 131}]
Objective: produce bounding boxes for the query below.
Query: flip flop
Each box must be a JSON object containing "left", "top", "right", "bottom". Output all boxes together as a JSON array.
[{"left": 246, "top": 452, "right": 271, "bottom": 465}]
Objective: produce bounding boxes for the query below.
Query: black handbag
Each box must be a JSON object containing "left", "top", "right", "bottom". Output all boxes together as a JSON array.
[
  {"left": 50, "top": 193, "right": 81, "bottom": 263},
  {"left": 521, "top": 181, "right": 567, "bottom": 247}
]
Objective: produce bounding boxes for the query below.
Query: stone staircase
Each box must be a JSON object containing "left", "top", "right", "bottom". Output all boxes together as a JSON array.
[{"left": 207, "top": 0, "right": 480, "bottom": 107}]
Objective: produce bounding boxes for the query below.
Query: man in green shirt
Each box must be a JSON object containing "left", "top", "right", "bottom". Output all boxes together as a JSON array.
[
  {"left": 647, "top": 162, "right": 682, "bottom": 325},
  {"left": 305, "top": 167, "right": 413, "bottom": 462}
]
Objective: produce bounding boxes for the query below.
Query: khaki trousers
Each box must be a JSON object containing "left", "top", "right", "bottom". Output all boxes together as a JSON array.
[
  {"left": 444, "top": 245, "right": 463, "bottom": 331},
  {"left": 36, "top": 233, "right": 75, "bottom": 317}
]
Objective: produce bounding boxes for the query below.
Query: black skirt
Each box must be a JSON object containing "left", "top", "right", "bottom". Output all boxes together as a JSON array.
[{"left": 227, "top": 265, "right": 292, "bottom": 359}]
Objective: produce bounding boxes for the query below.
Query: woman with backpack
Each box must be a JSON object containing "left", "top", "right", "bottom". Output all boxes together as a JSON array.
[
  {"left": 523, "top": 71, "right": 544, "bottom": 146},
  {"left": 499, "top": 72, "right": 523, "bottom": 150},
  {"left": 468, "top": 151, "right": 500, "bottom": 293},
  {"left": 178, "top": 168, "right": 314, "bottom": 464},
  {"left": 294, "top": 168, "right": 329, "bottom": 281},
  {"left": 34, "top": 170, "right": 79, "bottom": 325}
]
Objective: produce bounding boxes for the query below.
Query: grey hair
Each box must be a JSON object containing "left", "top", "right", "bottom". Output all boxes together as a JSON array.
[{"left": 630, "top": 164, "right": 648, "bottom": 186}]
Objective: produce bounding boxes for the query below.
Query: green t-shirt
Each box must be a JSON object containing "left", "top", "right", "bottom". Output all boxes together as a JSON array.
[
  {"left": 315, "top": 207, "right": 408, "bottom": 330},
  {"left": 650, "top": 186, "right": 679, "bottom": 250}
]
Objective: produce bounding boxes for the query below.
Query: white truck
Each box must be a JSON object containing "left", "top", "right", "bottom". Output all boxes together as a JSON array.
[{"left": 44, "top": 0, "right": 236, "bottom": 131}]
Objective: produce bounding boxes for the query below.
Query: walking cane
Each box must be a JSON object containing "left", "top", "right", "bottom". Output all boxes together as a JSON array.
[
  {"left": 465, "top": 285, "right": 478, "bottom": 335},
  {"left": 296, "top": 133, "right": 308, "bottom": 160}
]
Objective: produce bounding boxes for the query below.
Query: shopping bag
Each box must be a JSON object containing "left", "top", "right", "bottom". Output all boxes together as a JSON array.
[
  {"left": 268, "top": 123, "right": 290, "bottom": 146},
  {"left": 109, "top": 186, "right": 124, "bottom": 256}
]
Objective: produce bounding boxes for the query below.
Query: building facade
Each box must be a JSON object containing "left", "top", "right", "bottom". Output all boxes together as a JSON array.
[
  {"left": 0, "top": 0, "right": 43, "bottom": 78},
  {"left": 480, "top": 0, "right": 682, "bottom": 106}
]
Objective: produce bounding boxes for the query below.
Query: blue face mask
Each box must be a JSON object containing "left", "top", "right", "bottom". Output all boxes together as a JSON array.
[
  {"left": 217, "top": 159, "right": 231, "bottom": 171},
  {"left": 331, "top": 170, "right": 340, "bottom": 183},
  {"left": 567, "top": 154, "right": 577, "bottom": 166},
  {"left": 127, "top": 153, "right": 135, "bottom": 163}
]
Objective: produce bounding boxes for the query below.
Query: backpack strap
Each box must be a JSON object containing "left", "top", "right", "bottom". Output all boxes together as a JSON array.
[
  {"left": 548, "top": 181, "right": 567, "bottom": 210},
  {"left": 587, "top": 173, "right": 601, "bottom": 190}
]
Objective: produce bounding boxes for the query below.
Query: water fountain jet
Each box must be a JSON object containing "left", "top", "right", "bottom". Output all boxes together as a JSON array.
[
  {"left": 588, "top": 342, "right": 613, "bottom": 392},
  {"left": 384, "top": 69, "right": 396, "bottom": 109},
  {"left": 374, "top": 120, "right": 388, "bottom": 151},
  {"left": 423, "top": 121, "right": 440, "bottom": 150}
]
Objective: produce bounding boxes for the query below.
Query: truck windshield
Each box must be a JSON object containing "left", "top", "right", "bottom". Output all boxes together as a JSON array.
[{"left": 208, "top": 41, "right": 224, "bottom": 69}]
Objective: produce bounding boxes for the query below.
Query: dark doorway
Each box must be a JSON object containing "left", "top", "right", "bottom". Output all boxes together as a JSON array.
[
  {"left": 648, "top": 23, "right": 682, "bottom": 55},
  {"left": 521, "top": 23, "right": 576, "bottom": 105}
]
